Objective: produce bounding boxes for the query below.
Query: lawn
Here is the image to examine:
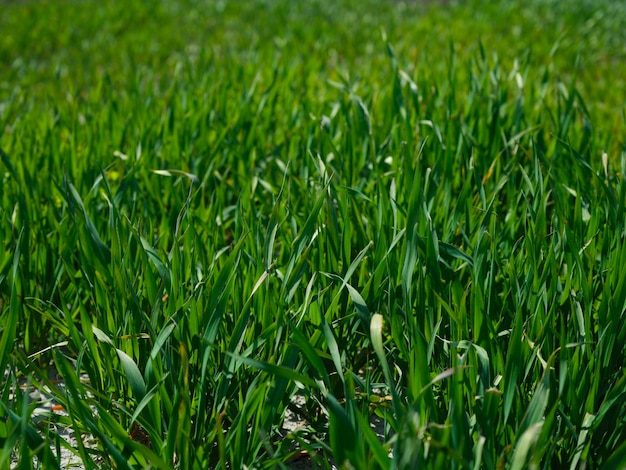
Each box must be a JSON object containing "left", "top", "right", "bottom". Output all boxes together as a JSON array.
[{"left": 1, "top": 0, "right": 625, "bottom": 468}]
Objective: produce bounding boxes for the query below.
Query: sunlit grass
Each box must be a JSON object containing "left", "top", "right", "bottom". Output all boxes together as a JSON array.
[{"left": 1, "top": 0, "right": 625, "bottom": 468}]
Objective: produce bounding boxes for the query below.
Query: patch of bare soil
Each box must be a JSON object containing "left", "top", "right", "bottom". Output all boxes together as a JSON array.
[{"left": 8, "top": 379, "right": 389, "bottom": 469}]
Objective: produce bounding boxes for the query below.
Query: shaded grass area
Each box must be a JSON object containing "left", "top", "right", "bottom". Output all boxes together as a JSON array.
[{"left": 1, "top": 0, "right": 625, "bottom": 468}]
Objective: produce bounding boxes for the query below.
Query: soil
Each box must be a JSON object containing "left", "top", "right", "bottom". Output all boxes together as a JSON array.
[{"left": 8, "top": 375, "right": 388, "bottom": 469}]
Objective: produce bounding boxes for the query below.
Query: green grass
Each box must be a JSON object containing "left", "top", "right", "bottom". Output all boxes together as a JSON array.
[{"left": 1, "top": 0, "right": 625, "bottom": 468}]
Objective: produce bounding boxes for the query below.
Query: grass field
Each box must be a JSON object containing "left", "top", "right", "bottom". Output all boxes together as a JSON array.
[{"left": 1, "top": 0, "right": 626, "bottom": 468}]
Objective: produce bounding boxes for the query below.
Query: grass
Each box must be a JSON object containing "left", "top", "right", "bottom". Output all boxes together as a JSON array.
[{"left": 1, "top": 0, "right": 625, "bottom": 468}]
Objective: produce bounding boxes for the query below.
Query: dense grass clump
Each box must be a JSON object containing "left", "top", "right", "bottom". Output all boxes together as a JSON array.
[{"left": 1, "top": 0, "right": 625, "bottom": 468}]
